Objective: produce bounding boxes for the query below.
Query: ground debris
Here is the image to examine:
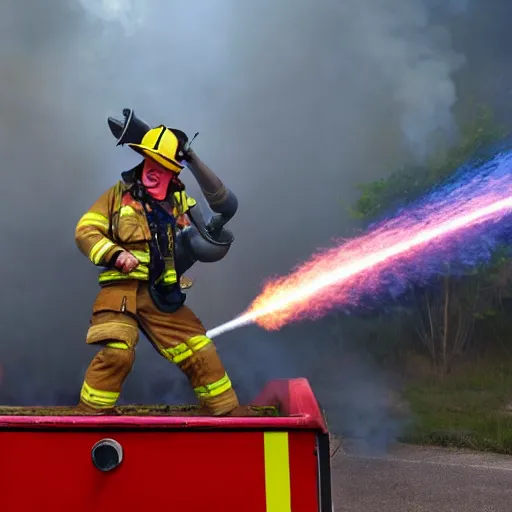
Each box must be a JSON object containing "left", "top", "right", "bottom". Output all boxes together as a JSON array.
[{"left": 0, "top": 404, "right": 280, "bottom": 417}]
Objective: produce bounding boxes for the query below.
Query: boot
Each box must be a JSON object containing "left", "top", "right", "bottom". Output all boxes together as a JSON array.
[{"left": 75, "top": 401, "right": 119, "bottom": 416}]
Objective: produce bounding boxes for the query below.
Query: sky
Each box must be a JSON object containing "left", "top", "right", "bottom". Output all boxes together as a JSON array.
[{"left": 0, "top": 0, "right": 511, "bottom": 445}]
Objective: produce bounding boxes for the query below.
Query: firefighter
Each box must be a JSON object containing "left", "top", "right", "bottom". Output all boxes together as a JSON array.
[{"left": 75, "top": 109, "right": 244, "bottom": 416}]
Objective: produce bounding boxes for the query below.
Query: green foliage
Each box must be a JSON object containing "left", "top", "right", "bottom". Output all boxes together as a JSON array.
[
  {"left": 402, "top": 361, "right": 512, "bottom": 454},
  {"left": 351, "top": 105, "right": 508, "bottom": 220}
]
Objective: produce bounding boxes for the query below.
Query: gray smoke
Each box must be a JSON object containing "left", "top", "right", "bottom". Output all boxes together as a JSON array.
[{"left": 0, "top": 0, "right": 506, "bottom": 449}]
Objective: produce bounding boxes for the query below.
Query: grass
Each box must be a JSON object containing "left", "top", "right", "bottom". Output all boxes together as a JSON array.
[{"left": 401, "top": 360, "right": 512, "bottom": 454}]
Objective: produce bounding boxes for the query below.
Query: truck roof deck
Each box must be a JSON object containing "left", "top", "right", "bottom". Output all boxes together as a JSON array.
[
  {"left": 0, "top": 378, "right": 328, "bottom": 431},
  {"left": 0, "top": 404, "right": 279, "bottom": 416}
]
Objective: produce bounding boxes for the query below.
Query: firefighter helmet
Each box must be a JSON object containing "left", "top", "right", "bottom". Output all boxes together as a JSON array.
[
  {"left": 108, "top": 109, "right": 190, "bottom": 173},
  {"left": 127, "top": 125, "right": 189, "bottom": 173}
]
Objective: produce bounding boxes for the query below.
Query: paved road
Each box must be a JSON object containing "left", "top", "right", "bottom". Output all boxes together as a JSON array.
[{"left": 331, "top": 442, "right": 512, "bottom": 512}]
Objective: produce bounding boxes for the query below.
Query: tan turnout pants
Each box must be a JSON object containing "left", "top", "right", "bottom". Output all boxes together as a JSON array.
[{"left": 79, "top": 280, "right": 239, "bottom": 415}]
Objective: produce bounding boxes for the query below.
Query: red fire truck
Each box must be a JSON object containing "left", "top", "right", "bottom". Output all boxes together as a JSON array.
[{"left": 0, "top": 378, "right": 333, "bottom": 511}]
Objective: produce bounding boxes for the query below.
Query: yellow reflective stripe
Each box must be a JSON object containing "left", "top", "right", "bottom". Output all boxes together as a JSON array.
[
  {"left": 89, "top": 239, "right": 115, "bottom": 265},
  {"left": 80, "top": 381, "right": 119, "bottom": 408},
  {"left": 155, "top": 269, "right": 177, "bottom": 285},
  {"left": 163, "top": 343, "right": 193, "bottom": 364},
  {"left": 194, "top": 373, "right": 232, "bottom": 398},
  {"left": 98, "top": 264, "right": 174, "bottom": 284},
  {"left": 98, "top": 274, "right": 148, "bottom": 283},
  {"left": 101, "top": 265, "right": 149, "bottom": 275},
  {"left": 82, "top": 220, "right": 108, "bottom": 230},
  {"left": 188, "top": 335, "right": 211, "bottom": 352},
  {"left": 173, "top": 190, "right": 196, "bottom": 214},
  {"left": 173, "top": 191, "right": 184, "bottom": 214},
  {"left": 163, "top": 269, "right": 177, "bottom": 284},
  {"left": 162, "top": 336, "right": 211, "bottom": 364},
  {"left": 129, "top": 250, "right": 150, "bottom": 264},
  {"left": 81, "top": 212, "right": 109, "bottom": 223},
  {"left": 98, "top": 267, "right": 149, "bottom": 283},
  {"left": 78, "top": 212, "right": 109, "bottom": 230},
  {"left": 105, "top": 342, "right": 129, "bottom": 350},
  {"left": 120, "top": 205, "right": 136, "bottom": 217},
  {"left": 173, "top": 191, "right": 181, "bottom": 212},
  {"left": 264, "top": 432, "right": 291, "bottom": 512}
]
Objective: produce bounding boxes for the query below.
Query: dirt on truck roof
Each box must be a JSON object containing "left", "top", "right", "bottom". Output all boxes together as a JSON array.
[{"left": 0, "top": 404, "right": 280, "bottom": 417}]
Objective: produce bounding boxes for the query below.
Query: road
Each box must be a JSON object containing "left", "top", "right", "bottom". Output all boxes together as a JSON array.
[{"left": 331, "top": 441, "right": 512, "bottom": 512}]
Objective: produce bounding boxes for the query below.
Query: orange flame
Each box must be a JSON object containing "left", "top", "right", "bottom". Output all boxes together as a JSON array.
[{"left": 206, "top": 184, "right": 512, "bottom": 339}]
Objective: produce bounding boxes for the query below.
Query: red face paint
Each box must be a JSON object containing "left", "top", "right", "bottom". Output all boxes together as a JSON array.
[{"left": 141, "top": 159, "right": 174, "bottom": 200}]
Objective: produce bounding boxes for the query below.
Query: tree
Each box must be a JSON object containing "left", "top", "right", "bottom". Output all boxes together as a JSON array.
[{"left": 351, "top": 105, "right": 507, "bottom": 220}]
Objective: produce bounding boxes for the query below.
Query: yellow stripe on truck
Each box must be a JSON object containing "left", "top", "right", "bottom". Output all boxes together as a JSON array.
[{"left": 264, "top": 432, "right": 291, "bottom": 512}]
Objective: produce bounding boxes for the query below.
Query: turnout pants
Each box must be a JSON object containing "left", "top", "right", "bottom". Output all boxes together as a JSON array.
[{"left": 79, "top": 281, "right": 239, "bottom": 415}]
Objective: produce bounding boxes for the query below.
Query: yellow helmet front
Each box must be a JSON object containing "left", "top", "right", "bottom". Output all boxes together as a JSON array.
[{"left": 127, "top": 125, "right": 186, "bottom": 173}]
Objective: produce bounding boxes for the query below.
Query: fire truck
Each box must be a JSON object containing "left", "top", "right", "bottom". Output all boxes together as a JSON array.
[{"left": 0, "top": 378, "right": 333, "bottom": 511}]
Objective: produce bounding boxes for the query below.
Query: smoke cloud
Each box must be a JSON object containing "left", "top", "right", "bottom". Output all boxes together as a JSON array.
[{"left": 0, "top": 0, "right": 508, "bottom": 448}]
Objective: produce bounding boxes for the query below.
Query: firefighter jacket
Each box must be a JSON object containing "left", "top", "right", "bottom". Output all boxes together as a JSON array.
[{"left": 75, "top": 180, "right": 196, "bottom": 287}]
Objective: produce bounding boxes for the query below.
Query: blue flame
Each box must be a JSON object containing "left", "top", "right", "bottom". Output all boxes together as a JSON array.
[{"left": 348, "top": 143, "right": 512, "bottom": 313}]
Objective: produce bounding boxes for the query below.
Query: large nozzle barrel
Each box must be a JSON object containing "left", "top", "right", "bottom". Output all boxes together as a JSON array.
[
  {"left": 108, "top": 108, "right": 151, "bottom": 146},
  {"left": 186, "top": 152, "right": 238, "bottom": 221},
  {"left": 174, "top": 151, "right": 238, "bottom": 273}
]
